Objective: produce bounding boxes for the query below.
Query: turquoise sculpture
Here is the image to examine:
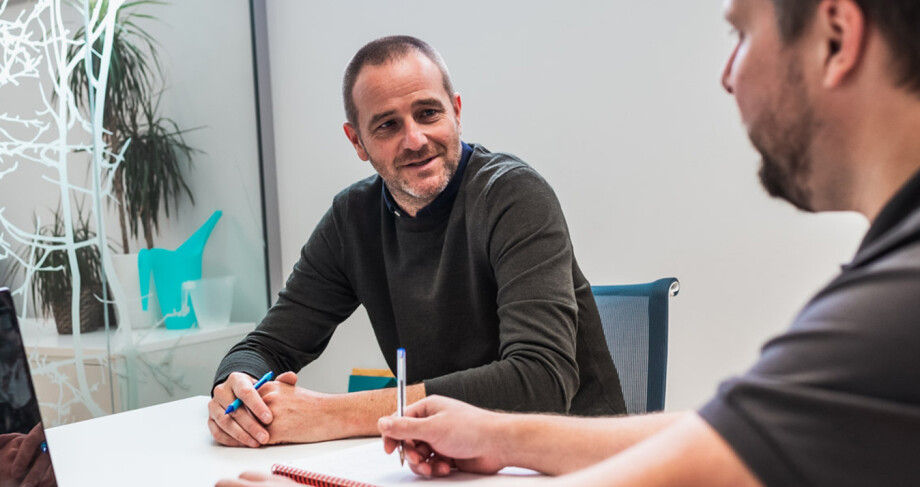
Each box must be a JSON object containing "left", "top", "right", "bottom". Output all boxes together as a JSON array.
[{"left": 139, "top": 211, "right": 222, "bottom": 329}]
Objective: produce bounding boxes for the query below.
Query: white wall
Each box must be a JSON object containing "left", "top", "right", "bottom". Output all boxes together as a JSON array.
[{"left": 264, "top": 0, "right": 868, "bottom": 409}]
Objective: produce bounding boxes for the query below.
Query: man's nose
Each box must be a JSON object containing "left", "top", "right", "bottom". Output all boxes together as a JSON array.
[
  {"left": 721, "top": 46, "right": 737, "bottom": 94},
  {"left": 722, "top": 65, "right": 734, "bottom": 94},
  {"left": 403, "top": 120, "right": 427, "bottom": 151}
]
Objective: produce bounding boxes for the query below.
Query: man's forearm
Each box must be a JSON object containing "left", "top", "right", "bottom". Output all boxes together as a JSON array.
[
  {"left": 324, "top": 383, "right": 427, "bottom": 438},
  {"left": 493, "top": 410, "right": 688, "bottom": 475},
  {"left": 549, "top": 414, "right": 762, "bottom": 487}
]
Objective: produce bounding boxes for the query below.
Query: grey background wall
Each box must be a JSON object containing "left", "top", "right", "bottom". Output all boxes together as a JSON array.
[{"left": 264, "top": 0, "right": 868, "bottom": 410}]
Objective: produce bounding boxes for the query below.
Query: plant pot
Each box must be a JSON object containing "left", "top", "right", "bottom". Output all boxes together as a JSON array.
[{"left": 50, "top": 283, "right": 117, "bottom": 335}]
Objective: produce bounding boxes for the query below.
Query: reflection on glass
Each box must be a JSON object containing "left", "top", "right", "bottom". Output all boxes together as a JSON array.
[
  {"left": 1, "top": 291, "right": 58, "bottom": 487},
  {"left": 0, "top": 313, "right": 41, "bottom": 434},
  {"left": 0, "top": 423, "right": 57, "bottom": 487}
]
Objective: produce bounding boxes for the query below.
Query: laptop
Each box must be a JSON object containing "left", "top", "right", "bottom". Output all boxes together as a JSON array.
[{"left": 0, "top": 287, "right": 59, "bottom": 487}]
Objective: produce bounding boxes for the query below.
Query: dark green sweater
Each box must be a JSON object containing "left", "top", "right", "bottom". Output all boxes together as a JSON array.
[{"left": 215, "top": 144, "right": 626, "bottom": 415}]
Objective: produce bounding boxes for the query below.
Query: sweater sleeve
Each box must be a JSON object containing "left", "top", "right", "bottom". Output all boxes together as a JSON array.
[
  {"left": 212, "top": 205, "right": 360, "bottom": 391},
  {"left": 423, "top": 166, "right": 581, "bottom": 413}
]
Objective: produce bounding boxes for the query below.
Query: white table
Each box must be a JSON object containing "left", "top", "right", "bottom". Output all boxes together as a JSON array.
[{"left": 45, "top": 396, "right": 377, "bottom": 487}]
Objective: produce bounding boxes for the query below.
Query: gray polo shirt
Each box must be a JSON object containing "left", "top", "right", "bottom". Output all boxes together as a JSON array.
[{"left": 700, "top": 169, "right": 920, "bottom": 487}]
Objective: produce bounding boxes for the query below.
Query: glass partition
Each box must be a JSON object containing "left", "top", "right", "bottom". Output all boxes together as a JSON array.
[{"left": 0, "top": 0, "right": 269, "bottom": 425}]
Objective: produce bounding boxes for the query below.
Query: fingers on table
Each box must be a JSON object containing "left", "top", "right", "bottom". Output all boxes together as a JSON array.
[
  {"left": 208, "top": 417, "right": 246, "bottom": 448},
  {"left": 406, "top": 455, "right": 451, "bottom": 478},
  {"left": 231, "top": 375, "right": 273, "bottom": 424},
  {"left": 215, "top": 471, "right": 299, "bottom": 487},
  {"left": 208, "top": 399, "right": 267, "bottom": 448},
  {"left": 382, "top": 434, "right": 401, "bottom": 454},
  {"left": 400, "top": 441, "right": 446, "bottom": 478}
]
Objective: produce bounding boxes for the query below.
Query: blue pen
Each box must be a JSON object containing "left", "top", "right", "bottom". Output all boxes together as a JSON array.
[{"left": 225, "top": 371, "right": 274, "bottom": 414}]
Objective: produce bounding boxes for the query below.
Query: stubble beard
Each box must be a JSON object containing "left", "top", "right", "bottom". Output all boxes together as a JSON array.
[
  {"left": 381, "top": 140, "right": 461, "bottom": 207},
  {"left": 750, "top": 62, "right": 818, "bottom": 212}
]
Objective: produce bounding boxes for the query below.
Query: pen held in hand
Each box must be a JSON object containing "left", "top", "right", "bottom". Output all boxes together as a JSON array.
[
  {"left": 397, "top": 347, "right": 406, "bottom": 466},
  {"left": 225, "top": 370, "right": 275, "bottom": 415}
]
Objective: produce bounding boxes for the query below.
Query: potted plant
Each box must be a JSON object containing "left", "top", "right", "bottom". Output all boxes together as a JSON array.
[
  {"left": 121, "top": 94, "right": 197, "bottom": 249},
  {"left": 68, "top": 0, "right": 197, "bottom": 252},
  {"left": 29, "top": 205, "right": 116, "bottom": 334}
]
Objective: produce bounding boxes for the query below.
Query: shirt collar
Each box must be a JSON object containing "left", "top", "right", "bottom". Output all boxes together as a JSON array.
[
  {"left": 857, "top": 166, "right": 920, "bottom": 253},
  {"left": 382, "top": 141, "right": 473, "bottom": 218}
]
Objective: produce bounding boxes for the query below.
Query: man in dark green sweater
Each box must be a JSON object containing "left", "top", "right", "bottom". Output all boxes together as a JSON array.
[{"left": 207, "top": 35, "right": 625, "bottom": 448}]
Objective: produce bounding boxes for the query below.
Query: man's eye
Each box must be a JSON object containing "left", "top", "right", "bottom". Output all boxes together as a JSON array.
[
  {"left": 377, "top": 121, "right": 395, "bottom": 131},
  {"left": 419, "top": 109, "right": 438, "bottom": 119}
]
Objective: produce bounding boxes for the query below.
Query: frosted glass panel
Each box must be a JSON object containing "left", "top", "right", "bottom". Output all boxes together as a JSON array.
[{"left": 0, "top": 0, "right": 267, "bottom": 425}]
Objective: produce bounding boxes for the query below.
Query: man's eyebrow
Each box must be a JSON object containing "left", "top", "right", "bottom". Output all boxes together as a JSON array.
[
  {"left": 366, "top": 99, "right": 447, "bottom": 129},
  {"left": 412, "top": 98, "right": 446, "bottom": 110},
  {"left": 367, "top": 109, "right": 397, "bottom": 129}
]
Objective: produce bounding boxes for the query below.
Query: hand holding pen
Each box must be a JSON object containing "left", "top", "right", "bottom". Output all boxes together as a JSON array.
[
  {"left": 397, "top": 348, "right": 407, "bottom": 466},
  {"left": 208, "top": 370, "right": 279, "bottom": 448},
  {"left": 226, "top": 371, "right": 275, "bottom": 414},
  {"left": 378, "top": 395, "right": 508, "bottom": 478}
]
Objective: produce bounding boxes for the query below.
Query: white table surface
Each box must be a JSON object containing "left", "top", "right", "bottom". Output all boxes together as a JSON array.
[{"left": 45, "top": 396, "right": 377, "bottom": 487}]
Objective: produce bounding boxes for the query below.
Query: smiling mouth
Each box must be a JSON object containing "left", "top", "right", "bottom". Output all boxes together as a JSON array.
[{"left": 404, "top": 157, "right": 435, "bottom": 168}]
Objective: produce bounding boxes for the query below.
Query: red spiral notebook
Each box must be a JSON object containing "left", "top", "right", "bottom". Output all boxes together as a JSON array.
[
  {"left": 272, "top": 462, "right": 380, "bottom": 487},
  {"left": 271, "top": 441, "right": 540, "bottom": 486}
]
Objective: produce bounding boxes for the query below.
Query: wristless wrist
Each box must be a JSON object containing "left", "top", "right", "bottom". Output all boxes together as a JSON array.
[
  {"left": 493, "top": 413, "right": 547, "bottom": 471},
  {"left": 333, "top": 388, "right": 400, "bottom": 438},
  {"left": 325, "top": 392, "right": 368, "bottom": 438},
  {"left": 488, "top": 411, "right": 525, "bottom": 469}
]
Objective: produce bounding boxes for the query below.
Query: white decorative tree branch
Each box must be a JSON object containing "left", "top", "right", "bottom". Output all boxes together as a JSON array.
[
  {"left": 1, "top": 0, "right": 120, "bottom": 420},
  {"left": 1, "top": 0, "right": 191, "bottom": 424}
]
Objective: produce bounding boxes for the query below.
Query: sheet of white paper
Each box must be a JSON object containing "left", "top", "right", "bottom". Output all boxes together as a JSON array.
[{"left": 275, "top": 440, "right": 541, "bottom": 486}]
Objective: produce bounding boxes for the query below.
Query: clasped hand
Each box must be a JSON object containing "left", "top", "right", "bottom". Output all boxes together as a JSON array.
[{"left": 208, "top": 371, "right": 341, "bottom": 447}]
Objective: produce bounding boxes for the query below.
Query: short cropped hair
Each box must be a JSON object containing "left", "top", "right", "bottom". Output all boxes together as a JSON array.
[
  {"left": 771, "top": 0, "right": 920, "bottom": 93},
  {"left": 342, "top": 35, "right": 455, "bottom": 128}
]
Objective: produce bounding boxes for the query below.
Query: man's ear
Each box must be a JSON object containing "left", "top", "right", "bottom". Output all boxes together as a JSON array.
[
  {"left": 818, "top": 0, "right": 866, "bottom": 88},
  {"left": 343, "top": 122, "right": 369, "bottom": 161},
  {"left": 452, "top": 93, "right": 462, "bottom": 135}
]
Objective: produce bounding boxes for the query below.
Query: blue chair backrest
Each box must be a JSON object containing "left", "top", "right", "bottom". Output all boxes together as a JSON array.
[{"left": 592, "top": 277, "right": 679, "bottom": 414}]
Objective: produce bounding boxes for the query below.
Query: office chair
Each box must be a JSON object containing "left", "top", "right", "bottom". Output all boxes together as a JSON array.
[{"left": 592, "top": 277, "right": 679, "bottom": 414}]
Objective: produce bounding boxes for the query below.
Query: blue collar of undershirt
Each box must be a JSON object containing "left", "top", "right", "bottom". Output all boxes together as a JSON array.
[{"left": 382, "top": 141, "right": 472, "bottom": 218}]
